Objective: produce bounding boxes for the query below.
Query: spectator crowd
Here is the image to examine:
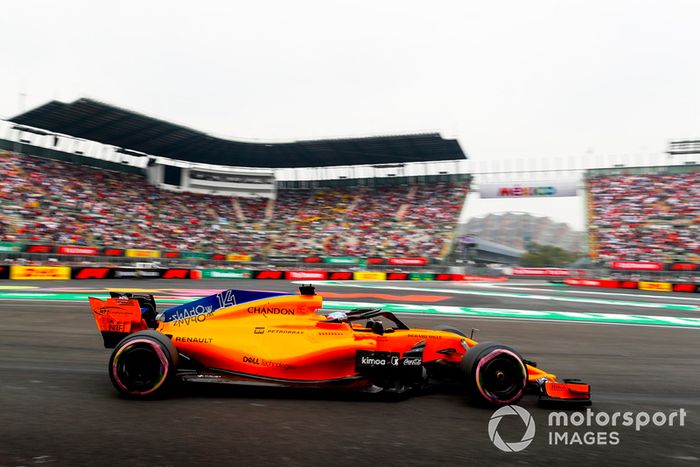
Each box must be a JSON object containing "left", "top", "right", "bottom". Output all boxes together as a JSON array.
[
  {"left": 588, "top": 170, "right": 700, "bottom": 264},
  {"left": 0, "top": 151, "right": 468, "bottom": 259}
]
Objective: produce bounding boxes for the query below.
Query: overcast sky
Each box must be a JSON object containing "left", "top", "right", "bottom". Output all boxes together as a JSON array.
[{"left": 1, "top": 1, "right": 698, "bottom": 231}]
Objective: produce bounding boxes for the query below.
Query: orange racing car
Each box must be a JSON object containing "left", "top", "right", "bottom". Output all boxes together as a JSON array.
[{"left": 88, "top": 285, "right": 590, "bottom": 406}]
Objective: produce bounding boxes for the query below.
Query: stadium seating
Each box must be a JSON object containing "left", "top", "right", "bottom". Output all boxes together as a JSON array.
[
  {"left": 588, "top": 170, "right": 700, "bottom": 264},
  {"left": 0, "top": 151, "right": 468, "bottom": 259}
]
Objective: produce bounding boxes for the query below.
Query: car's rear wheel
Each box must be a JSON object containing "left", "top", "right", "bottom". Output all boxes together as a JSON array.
[
  {"left": 461, "top": 342, "right": 527, "bottom": 406},
  {"left": 109, "top": 330, "right": 178, "bottom": 398}
]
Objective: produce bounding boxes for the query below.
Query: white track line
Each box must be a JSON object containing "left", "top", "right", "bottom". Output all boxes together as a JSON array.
[{"left": 470, "top": 282, "right": 700, "bottom": 302}]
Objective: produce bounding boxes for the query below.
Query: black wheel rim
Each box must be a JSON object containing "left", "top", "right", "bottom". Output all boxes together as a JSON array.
[
  {"left": 114, "top": 344, "right": 165, "bottom": 392},
  {"left": 474, "top": 348, "right": 527, "bottom": 405},
  {"left": 478, "top": 355, "right": 525, "bottom": 401}
]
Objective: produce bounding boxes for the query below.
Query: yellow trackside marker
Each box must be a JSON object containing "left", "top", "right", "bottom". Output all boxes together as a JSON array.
[{"left": 0, "top": 286, "right": 39, "bottom": 290}]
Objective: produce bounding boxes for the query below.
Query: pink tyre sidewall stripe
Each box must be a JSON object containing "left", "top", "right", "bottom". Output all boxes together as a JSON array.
[
  {"left": 474, "top": 348, "right": 526, "bottom": 405},
  {"left": 112, "top": 338, "right": 170, "bottom": 395}
]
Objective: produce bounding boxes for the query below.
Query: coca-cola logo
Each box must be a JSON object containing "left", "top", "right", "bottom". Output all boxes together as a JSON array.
[{"left": 402, "top": 357, "right": 422, "bottom": 366}]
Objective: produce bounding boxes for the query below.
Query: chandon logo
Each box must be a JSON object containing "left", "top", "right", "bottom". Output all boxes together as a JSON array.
[{"left": 247, "top": 306, "right": 294, "bottom": 315}]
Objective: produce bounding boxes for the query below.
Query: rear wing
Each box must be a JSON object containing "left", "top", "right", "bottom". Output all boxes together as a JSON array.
[{"left": 88, "top": 296, "right": 149, "bottom": 348}]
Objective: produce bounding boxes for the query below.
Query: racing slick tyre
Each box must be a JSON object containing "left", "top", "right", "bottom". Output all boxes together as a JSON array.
[
  {"left": 109, "top": 330, "right": 179, "bottom": 399},
  {"left": 461, "top": 342, "right": 527, "bottom": 407},
  {"left": 432, "top": 325, "right": 467, "bottom": 338}
]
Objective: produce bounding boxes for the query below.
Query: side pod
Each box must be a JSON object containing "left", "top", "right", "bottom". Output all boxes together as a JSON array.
[{"left": 89, "top": 297, "right": 148, "bottom": 348}]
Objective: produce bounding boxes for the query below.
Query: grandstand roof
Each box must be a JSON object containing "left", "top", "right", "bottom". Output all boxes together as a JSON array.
[{"left": 10, "top": 98, "right": 466, "bottom": 168}]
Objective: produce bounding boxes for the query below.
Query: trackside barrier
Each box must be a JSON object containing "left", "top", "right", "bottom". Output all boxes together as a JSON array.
[
  {"left": 2, "top": 243, "right": 436, "bottom": 267},
  {"left": 200, "top": 269, "right": 253, "bottom": 279},
  {"left": 226, "top": 254, "right": 253, "bottom": 262},
  {"left": 610, "top": 261, "right": 664, "bottom": 271},
  {"left": 387, "top": 258, "right": 427, "bottom": 266},
  {"left": 72, "top": 267, "right": 112, "bottom": 279},
  {"left": 638, "top": 281, "right": 673, "bottom": 292},
  {"left": 111, "top": 268, "right": 194, "bottom": 279},
  {"left": 253, "top": 270, "right": 285, "bottom": 280},
  {"left": 4, "top": 264, "right": 698, "bottom": 290},
  {"left": 353, "top": 272, "right": 387, "bottom": 281},
  {"left": 284, "top": 271, "right": 329, "bottom": 280},
  {"left": 0, "top": 242, "right": 22, "bottom": 253},
  {"left": 408, "top": 273, "right": 435, "bottom": 280},
  {"left": 71, "top": 267, "right": 199, "bottom": 280},
  {"left": 125, "top": 249, "right": 161, "bottom": 258},
  {"left": 563, "top": 278, "right": 621, "bottom": 288},
  {"left": 511, "top": 267, "right": 579, "bottom": 277},
  {"left": 57, "top": 246, "right": 99, "bottom": 255},
  {"left": 387, "top": 272, "right": 410, "bottom": 280},
  {"left": 564, "top": 278, "right": 698, "bottom": 294},
  {"left": 328, "top": 272, "right": 354, "bottom": 280},
  {"left": 457, "top": 274, "right": 509, "bottom": 282},
  {"left": 1, "top": 265, "right": 507, "bottom": 283},
  {"left": 673, "top": 284, "right": 698, "bottom": 293},
  {"left": 8, "top": 244, "right": 700, "bottom": 271},
  {"left": 10, "top": 266, "right": 71, "bottom": 280}
]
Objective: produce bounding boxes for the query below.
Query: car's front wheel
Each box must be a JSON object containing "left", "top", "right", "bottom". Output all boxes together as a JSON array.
[{"left": 461, "top": 342, "right": 527, "bottom": 406}]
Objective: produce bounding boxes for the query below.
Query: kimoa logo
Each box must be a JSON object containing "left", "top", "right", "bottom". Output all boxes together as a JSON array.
[
  {"left": 488, "top": 405, "right": 536, "bottom": 453},
  {"left": 361, "top": 355, "right": 403, "bottom": 366},
  {"left": 361, "top": 356, "right": 387, "bottom": 366}
]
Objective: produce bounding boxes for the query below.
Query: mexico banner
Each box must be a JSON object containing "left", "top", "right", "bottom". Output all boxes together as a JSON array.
[{"left": 479, "top": 180, "right": 578, "bottom": 198}]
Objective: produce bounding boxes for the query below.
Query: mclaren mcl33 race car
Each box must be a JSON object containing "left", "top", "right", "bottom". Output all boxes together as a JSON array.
[{"left": 88, "top": 286, "right": 591, "bottom": 406}]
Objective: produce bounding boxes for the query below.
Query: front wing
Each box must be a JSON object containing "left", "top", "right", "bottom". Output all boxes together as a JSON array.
[{"left": 535, "top": 378, "right": 592, "bottom": 406}]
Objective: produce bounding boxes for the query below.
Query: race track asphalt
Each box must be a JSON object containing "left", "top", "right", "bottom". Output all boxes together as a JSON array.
[{"left": 0, "top": 279, "right": 699, "bottom": 466}]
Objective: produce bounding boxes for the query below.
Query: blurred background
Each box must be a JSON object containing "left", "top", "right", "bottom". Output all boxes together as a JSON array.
[
  {"left": 1, "top": 3, "right": 700, "bottom": 466},
  {"left": 1, "top": 0, "right": 699, "bottom": 282}
]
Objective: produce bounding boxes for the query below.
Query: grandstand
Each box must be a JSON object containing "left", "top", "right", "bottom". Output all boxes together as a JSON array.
[
  {"left": 587, "top": 164, "right": 700, "bottom": 265},
  {"left": 0, "top": 99, "right": 469, "bottom": 265},
  {"left": 0, "top": 151, "right": 469, "bottom": 262}
]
